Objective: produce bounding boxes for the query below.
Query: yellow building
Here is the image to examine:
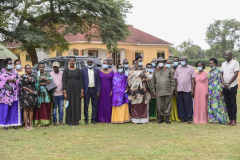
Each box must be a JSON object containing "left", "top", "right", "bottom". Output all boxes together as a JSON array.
[{"left": 6, "top": 27, "right": 172, "bottom": 66}]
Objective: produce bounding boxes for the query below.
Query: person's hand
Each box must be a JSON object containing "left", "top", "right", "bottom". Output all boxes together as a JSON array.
[
  {"left": 40, "top": 82, "right": 46, "bottom": 86},
  {"left": 206, "top": 93, "right": 208, "bottom": 99},
  {"left": 97, "top": 91, "right": 100, "bottom": 98},
  {"left": 191, "top": 91, "right": 194, "bottom": 98},
  {"left": 151, "top": 94, "right": 155, "bottom": 98},
  {"left": 220, "top": 91, "right": 223, "bottom": 97},
  {"left": 175, "top": 90, "right": 178, "bottom": 96},
  {"left": 30, "top": 90, "right": 34, "bottom": 95},
  {"left": 110, "top": 91, "right": 112, "bottom": 97},
  {"left": 142, "top": 78, "right": 148, "bottom": 82},
  {"left": 170, "top": 92, "right": 173, "bottom": 97},
  {"left": 80, "top": 92, "right": 84, "bottom": 98},
  {"left": 223, "top": 83, "right": 228, "bottom": 90},
  {"left": 64, "top": 92, "right": 67, "bottom": 100}
]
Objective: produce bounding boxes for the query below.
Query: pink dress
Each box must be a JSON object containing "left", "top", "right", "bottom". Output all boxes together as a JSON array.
[{"left": 193, "top": 71, "right": 208, "bottom": 123}]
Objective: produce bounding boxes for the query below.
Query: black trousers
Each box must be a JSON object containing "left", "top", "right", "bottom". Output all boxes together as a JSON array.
[
  {"left": 223, "top": 85, "right": 238, "bottom": 121},
  {"left": 177, "top": 92, "right": 193, "bottom": 121},
  {"left": 84, "top": 88, "right": 98, "bottom": 122}
]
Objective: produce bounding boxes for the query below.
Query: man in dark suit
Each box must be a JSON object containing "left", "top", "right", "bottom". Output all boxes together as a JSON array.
[{"left": 81, "top": 58, "right": 100, "bottom": 125}]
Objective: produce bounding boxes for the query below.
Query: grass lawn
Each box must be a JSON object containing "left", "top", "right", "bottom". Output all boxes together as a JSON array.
[{"left": 1, "top": 92, "right": 240, "bottom": 160}]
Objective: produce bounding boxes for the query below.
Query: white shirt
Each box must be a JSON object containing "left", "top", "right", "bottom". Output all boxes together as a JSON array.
[
  {"left": 221, "top": 59, "right": 239, "bottom": 88},
  {"left": 88, "top": 68, "right": 95, "bottom": 87}
]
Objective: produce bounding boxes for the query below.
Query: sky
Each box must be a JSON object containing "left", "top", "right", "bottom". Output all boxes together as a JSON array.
[{"left": 126, "top": 0, "right": 240, "bottom": 49}]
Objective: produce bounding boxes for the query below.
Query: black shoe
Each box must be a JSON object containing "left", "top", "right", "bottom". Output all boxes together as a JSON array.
[
  {"left": 187, "top": 120, "right": 192, "bottom": 124},
  {"left": 91, "top": 120, "right": 97, "bottom": 124},
  {"left": 166, "top": 116, "right": 171, "bottom": 124},
  {"left": 181, "top": 119, "right": 187, "bottom": 122},
  {"left": 14, "top": 126, "right": 18, "bottom": 129},
  {"left": 157, "top": 116, "right": 164, "bottom": 124},
  {"left": 4, "top": 127, "right": 8, "bottom": 130},
  {"left": 85, "top": 122, "right": 89, "bottom": 125}
]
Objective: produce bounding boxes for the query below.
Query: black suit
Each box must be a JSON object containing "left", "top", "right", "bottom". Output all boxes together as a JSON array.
[{"left": 81, "top": 67, "right": 100, "bottom": 122}]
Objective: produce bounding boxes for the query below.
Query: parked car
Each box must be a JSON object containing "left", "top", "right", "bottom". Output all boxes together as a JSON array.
[{"left": 32, "top": 56, "right": 102, "bottom": 74}]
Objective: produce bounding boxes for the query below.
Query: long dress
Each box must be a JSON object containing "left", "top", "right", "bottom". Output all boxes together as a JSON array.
[
  {"left": 128, "top": 66, "right": 151, "bottom": 123},
  {"left": 0, "top": 68, "right": 21, "bottom": 127},
  {"left": 207, "top": 68, "right": 228, "bottom": 124},
  {"left": 96, "top": 70, "right": 114, "bottom": 123},
  {"left": 111, "top": 72, "right": 130, "bottom": 123},
  {"left": 62, "top": 68, "right": 83, "bottom": 125},
  {"left": 33, "top": 73, "right": 54, "bottom": 126},
  {"left": 170, "top": 96, "right": 181, "bottom": 121},
  {"left": 193, "top": 72, "right": 208, "bottom": 124}
]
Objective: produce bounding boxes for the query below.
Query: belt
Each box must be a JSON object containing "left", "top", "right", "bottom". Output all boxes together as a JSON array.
[{"left": 88, "top": 87, "right": 95, "bottom": 89}]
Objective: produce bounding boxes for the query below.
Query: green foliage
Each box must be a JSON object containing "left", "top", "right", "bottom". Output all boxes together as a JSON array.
[{"left": 0, "top": 0, "right": 132, "bottom": 65}]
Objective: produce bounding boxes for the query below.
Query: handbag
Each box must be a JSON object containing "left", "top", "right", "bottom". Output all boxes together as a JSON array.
[
  {"left": 4, "top": 82, "right": 13, "bottom": 91},
  {"left": 46, "top": 82, "right": 57, "bottom": 91}
]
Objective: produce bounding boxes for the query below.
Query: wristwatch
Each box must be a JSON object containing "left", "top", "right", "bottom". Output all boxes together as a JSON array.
[{"left": 226, "top": 83, "right": 229, "bottom": 86}]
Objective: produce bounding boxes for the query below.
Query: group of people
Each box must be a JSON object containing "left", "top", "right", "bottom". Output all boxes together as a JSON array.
[{"left": 0, "top": 50, "right": 239, "bottom": 130}]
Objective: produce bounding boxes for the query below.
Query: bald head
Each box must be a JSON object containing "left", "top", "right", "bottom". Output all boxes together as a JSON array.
[
  {"left": 225, "top": 50, "right": 233, "bottom": 62},
  {"left": 107, "top": 57, "right": 113, "bottom": 65}
]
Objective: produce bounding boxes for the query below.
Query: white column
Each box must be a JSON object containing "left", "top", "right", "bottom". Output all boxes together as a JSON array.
[{"left": 120, "top": 50, "right": 125, "bottom": 63}]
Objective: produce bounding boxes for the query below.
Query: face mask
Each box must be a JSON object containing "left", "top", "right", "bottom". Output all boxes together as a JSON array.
[
  {"left": 211, "top": 66, "right": 215, "bottom": 70},
  {"left": 147, "top": 69, "right": 153, "bottom": 73},
  {"left": 7, "top": 65, "right": 13, "bottom": 69},
  {"left": 88, "top": 65, "right": 93, "bottom": 69},
  {"left": 165, "top": 64, "right": 171, "bottom": 68},
  {"left": 65, "top": 100, "right": 69, "bottom": 108},
  {"left": 152, "top": 63, "right": 156, "bottom": 67},
  {"left": 158, "top": 63, "right": 164, "bottom": 67},
  {"left": 16, "top": 65, "right": 21, "bottom": 70},
  {"left": 138, "top": 62, "right": 143, "bottom": 66},
  {"left": 123, "top": 65, "right": 129, "bottom": 68},
  {"left": 197, "top": 67, "right": 203, "bottom": 71},
  {"left": 103, "top": 64, "right": 109, "bottom": 69},
  {"left": 181, "top": 61, "right": 186, "bottom": 66},
  {"left": 118, "top": 68, "right": 123, "bottom": 73},
  {"left": 173, "top": 62, "right": 178, "bottom": 66},
  {"left": 109, "top": 64, "right": 113, "bottom": 68}
]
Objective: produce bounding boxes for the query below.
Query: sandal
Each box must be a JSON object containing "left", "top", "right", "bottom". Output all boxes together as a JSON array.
[
  {"left": 29, "top": 126, "right": 34, "bottom": 130},
  {"left": 24, "top": 127, "right": 31, "bottom": 130}
]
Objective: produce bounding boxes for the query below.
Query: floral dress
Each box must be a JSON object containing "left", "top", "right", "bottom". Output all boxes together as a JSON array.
[
  {"left": 207, "top": 68, "right": 228, "bottom": 124},
  {"left": 19, "top": 74, "right": 38, "bottom": 108}
]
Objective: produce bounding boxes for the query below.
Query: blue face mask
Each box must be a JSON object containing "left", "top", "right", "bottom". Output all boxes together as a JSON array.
[
  {"left": 147, "top": 69, "right": 153, "bottom": 73},
  {"left": 16, "top": 65, "right": 22, "bottom": 70},
  {"left": 152, "top": 63, "right": 156, "bottom": 67},
  {"left": 118, "top": 68, "right": 123, "bottom": 73},
  {"left": 109, "top": 64, "right": 113, "bottom": 68},
  {"left": 7, "top": 65, "right": 13, "bottom": 69},
  {"left": 173, "top": 62, "right": 178, "bottom": 66},
  {"left": 123, "top": 65, "right": 129, "bottom": 68},
  {"left": 103, "top": 64, "right": 109, "bottom": 69},
  {"left": 197, "top": 67, "right": 203, "bottom": 71},
  {"left": 88, "top": 65, "right": 93, "bottom": 69},
  {"left": 165, "top": 64, "right": 171, "bottom": 68},
  {"left": 211, "top": 66, "right": 215, "bottom": 70},
  {"left": 138, "top": 62, "right": 143, "bottom": 66},
  {"left": 181, "top": 61, "right": 186, "bottom": 66}
]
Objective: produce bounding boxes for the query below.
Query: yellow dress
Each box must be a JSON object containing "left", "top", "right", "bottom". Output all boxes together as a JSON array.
[
  {"left": 111, "top": 103, "right": 130, "bottom": 123},
  {"left": 170, "top": 96, "right": 181, "bottom": 121}
]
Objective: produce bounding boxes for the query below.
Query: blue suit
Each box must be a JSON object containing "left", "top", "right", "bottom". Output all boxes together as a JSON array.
[{"left": 81, "top": 67, "right": 100, "bottom": 123}]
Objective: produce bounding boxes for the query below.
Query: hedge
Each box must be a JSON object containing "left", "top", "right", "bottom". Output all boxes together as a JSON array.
[{"left": 188, "top": 58, "right": 240, "bottom": 67}]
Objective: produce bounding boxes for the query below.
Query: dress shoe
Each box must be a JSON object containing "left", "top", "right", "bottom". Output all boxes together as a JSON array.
[
  {"left": 226, "top": 120, "right": 232, "bottom": 125},
  {"left": 59, "top": 121, "right": 64, "bottom": 125},
  {"left": 230, "top": 120, "right": 237, "bottom": 126},
  {"left": 14, "top": 126, "right": 18, "bottom": 129},
  {"left": 181, "top": 119, "right": 187, "bottom": 122},
  {"left": 85, "top": 122, "right": 89, "bottom": 125},
  {"left": 4, "top": 127, "right": 8, "bottom": 130},
  {"left": 187, "top": 120, "right": 192, "bottom": 124},
  {"left": 157, "top": 116, "right": 164, "bottom": 124},
  {"left": 165, "top": 116, "right": 171, "bottom": 124},
  {"left": 91, "top": 120, "right": 97, "bottom": 124},
  {"left": 54, "top": 122, "right": 58, "bottom": 126}
]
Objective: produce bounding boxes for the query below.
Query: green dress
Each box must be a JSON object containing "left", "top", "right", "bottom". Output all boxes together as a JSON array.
[{"left": 207, "top": 68, "right": 228, "bottom": 124}]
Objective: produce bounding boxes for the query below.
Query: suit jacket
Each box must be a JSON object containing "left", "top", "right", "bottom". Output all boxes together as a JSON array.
[{"left": 81, "top": 67, "right": 100, "bottom": 95}]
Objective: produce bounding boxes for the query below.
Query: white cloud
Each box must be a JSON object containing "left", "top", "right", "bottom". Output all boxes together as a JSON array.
[{"left": 126, "top": 0, "right": 240, "bottom": 49}]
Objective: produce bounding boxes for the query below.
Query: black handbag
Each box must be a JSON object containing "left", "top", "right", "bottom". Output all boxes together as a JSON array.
[
  {"left": 4, "top": 82, "right": 13, "bottom": 91},
  {"left": 46, "top": 82, "right": 57, "bottom": 91}
]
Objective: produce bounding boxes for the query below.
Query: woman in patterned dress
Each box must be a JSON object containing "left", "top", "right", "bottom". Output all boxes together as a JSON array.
[
  {"left": 19, "top": 65, "right": 38, "bottom": 130},
  {"left": 207, "top": 58, "right": 228, "bottom": 124}
]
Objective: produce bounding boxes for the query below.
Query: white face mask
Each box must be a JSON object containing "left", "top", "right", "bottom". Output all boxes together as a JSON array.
[{"left": 158, "top": 63, "right": 164, "bottom": 67}]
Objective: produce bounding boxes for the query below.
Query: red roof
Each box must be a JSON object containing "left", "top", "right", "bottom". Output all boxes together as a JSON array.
[{"left": 6, "top": 26, "right": 171, "bottom": 48}]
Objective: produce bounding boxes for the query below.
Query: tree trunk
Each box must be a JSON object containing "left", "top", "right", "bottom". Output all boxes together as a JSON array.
[{"left": 26, "top": 47, "right": 38, "bottom": 66}]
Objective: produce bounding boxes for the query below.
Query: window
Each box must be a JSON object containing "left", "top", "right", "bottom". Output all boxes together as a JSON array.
[
  {"left": 135, "top": 51, "right": 144, "bottom": 58},
  {"left": 157, "top": 52, "right": 165, "bottom": 59},
  {"left": 26, "top": 53, "right": 31, "bottom": 61},
  {"left": 112, "top": 52, "right": 120, "bottom": 65},
  {"left": 73, "top": 50, "right": 78, "bottom": 56},
  {"left": 16, "top": 53, "right": 20, "bottom": 60},
  {"left": 88, "top": 50, "right": 98, "bottom": 57},
  {"left": 56, "top": 52, "right": 62, "bottom": 57},
  {"left": 58, "top": 60, "right": 65, "bottom": 69},
  {"left": 43, "top": 60, "right": 55, "bottom": 70}
]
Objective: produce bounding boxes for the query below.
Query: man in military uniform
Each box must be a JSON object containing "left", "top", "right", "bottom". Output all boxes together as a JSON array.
[{"left": 150, "top": 57, "right": 175, "bottom": 124}]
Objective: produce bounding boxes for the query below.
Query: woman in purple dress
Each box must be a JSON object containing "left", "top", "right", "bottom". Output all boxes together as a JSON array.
[
  {"left": 0, "top": 58, "right": 21, "bottom": 130},
  {"left": 96, "top": 59, "right": 114, "bottom": 123}
]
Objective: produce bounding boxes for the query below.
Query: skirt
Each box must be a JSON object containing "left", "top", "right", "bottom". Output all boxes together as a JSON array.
[
  {"left": 131, "top": 104, "right": 149, "bottom": 123},
  {"left": 111, "top": 103, "right": 130, "bottom": 124},
  {"left": 170, "top": 96, "right": 181, "bottom": 122},
  {"left": 149, "top": 98, "right": 156, "bottom": 118},
  {"left": 0, "top": 101, "right": 22, "bottom": 127},
  {"left": 33, "top": 103, "right": 52, "bottom": 126}
]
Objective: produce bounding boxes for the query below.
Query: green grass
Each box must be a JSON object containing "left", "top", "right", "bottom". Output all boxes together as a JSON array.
[{"left": 1, "top": 91, "right": 240, "bottom": 159}]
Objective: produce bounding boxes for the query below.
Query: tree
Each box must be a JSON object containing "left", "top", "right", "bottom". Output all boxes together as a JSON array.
[
  {"left": 178, "top": 39, "right": 194, "bottom": 53},
  {"left": 184, "top": 45, "right": 200, "bottom": 60},
  {"left": 0, "top": 0, "right": 132, "bottom": 65},
  {"left": 206, "top": 19, "right": 240, "bottom": 58},
  {"left": 169, "top": 46, "right": 181, "bottom": 58}
]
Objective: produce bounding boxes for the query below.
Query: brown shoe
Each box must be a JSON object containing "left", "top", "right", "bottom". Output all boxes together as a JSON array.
[
  {"left": 54, "top": 122, "right": 58, "bottom": 126},
  {"left": 226, "top": 120, "right": 232, "bottom": 125},
  {"left": 59, "top": 121, "right": 65, "bottom": 125},
  {"left": 230, "top": 120, "right": 237, "bottom": 126}
]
